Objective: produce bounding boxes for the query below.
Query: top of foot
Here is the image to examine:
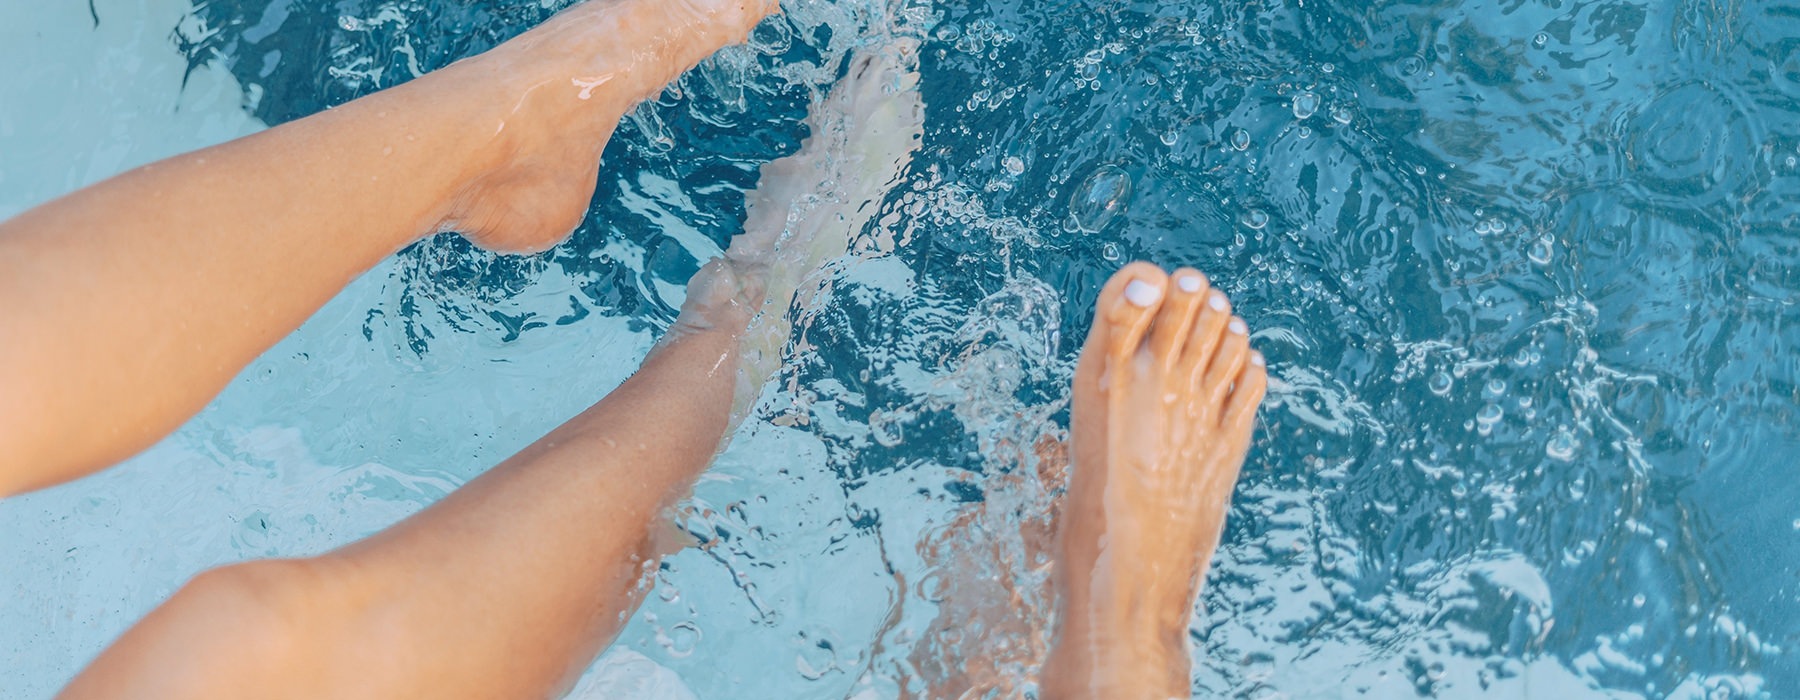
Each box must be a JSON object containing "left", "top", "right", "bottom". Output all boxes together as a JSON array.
[
  {"left": 723, "top": 37, "right": 925, "bottom": 425},
  {"left": 1045, "top": 262, "right": 1268, "bottom": 698}
]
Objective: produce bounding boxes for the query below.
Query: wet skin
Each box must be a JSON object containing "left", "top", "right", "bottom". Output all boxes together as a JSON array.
[
  {"left": 1042, "top": 263, "right": 1268, "bottom": 699},
  {"left": 3, "top": 0, "right": 1264, "bottom": 695}
]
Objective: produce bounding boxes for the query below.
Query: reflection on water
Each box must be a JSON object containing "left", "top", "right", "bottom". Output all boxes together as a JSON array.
[{"left": 11, "top": 0, "right": 1800, "bottom": 697}]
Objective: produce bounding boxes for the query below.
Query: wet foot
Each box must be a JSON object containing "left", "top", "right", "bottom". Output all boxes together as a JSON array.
[
  {"left": 724, "top": 38, "right": 923, "bottom": 422},
  {"left": 428, "top": 0, "right": 779, "bottom": 252},
  {"left": 1041, "top": 263, "right": 1268, "bottom": 699}
]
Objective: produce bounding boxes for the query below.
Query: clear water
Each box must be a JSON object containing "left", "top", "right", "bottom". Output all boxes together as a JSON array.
[{"left": 3, "top": 0, "right": 1797, "bottom": 698}]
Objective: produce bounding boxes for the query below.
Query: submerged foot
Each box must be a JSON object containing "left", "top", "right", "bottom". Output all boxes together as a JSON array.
[
  {"left": 1042, "top": 263, "right": 1268, "bottom": 699},
  {"left": 428, "top": 0, "right": 779, "bottom": 252},
  {"left": 724, "top": 38, "right": 924, "bottom": 423}
]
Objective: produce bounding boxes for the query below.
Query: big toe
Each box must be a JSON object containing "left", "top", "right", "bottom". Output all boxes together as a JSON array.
[{"left": 1084, "top": 262, "right": 1170, "bottom": 364}]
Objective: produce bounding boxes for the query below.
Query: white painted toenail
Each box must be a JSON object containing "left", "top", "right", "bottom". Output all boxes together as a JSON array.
[
  {"left": 1251, "top": 351, "right": 1266, "bottom": 367},
  {"left": 1177, "top": 275, "right": 1203, "bottom": 293},
  {"left": 1229, "top": 317, "right": 1248, "bottom": 335},
  {"left": 1207, "top": 291, "right": 1229, "bottom": 311},
  {"left": 1124, "top": 280, "right": 1162, "bottom": 307}
]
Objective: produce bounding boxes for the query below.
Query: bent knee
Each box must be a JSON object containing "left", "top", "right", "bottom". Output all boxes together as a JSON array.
[
  {"left": 65, "top": 558, "right": 364, "bottom": 699},
  {"left": 169, "top": 557, "right": 360, "bottom": 662}
]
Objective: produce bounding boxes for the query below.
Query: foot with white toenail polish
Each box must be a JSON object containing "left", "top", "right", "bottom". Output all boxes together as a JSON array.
[{"left": 1043, "top": 262, "right": 1268, "bottom": 700}]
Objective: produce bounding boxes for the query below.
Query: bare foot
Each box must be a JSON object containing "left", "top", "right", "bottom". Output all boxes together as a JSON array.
[
  {"left": 725, "top": 38, "right": 923, "bottom": 423},
  {"left": 1042, "top": 263, "right": 1268, "bottom": 699},
  {"left": 424, "top": 0, "right": 779, "bottom": 252}
]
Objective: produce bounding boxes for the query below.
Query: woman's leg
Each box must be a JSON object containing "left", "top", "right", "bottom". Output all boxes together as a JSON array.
[
  {"left": 57, "top": 256, "right": 766, "bottom": 700},
  {"left": 0, "top": 0, "right": 775, "bottom": 496},
  {"left": 53, "top": 36, "right": 915, "bottom": 698},
  {"left": 1041, "top": 263, "right": 1268, "bottom": 699}
]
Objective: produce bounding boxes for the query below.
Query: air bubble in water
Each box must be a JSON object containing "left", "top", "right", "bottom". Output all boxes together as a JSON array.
[
  {"left": 1240, "top": 208, "right": 1269, "bottom": 230},
  {"left": 1528, "top": 237, "right": 1555, "bottom": 265},
  {"left": 1069, "top": 165, "right": 1133, "bottom": 233},
  {"left": 1292, "top": 91, "right": 1321, "bottom": 120},
  {"left": 657, "top": 621, "right": 701, "bottom": 658},
  {"left": 1331, "top": 105, "right": 1354, "bottom": 125},
  {"left": 1533, "top": 32, "right": 1549, "bottom": 48},
  {"left": 1231, "top": 128, "right": 1252, "bottom": 151},
  {"left": 1429, "top": 371, "right": 1454, "bottom": 395},
  {"left": 1476, "top": 404, "right": 1503, "bottom": 435},
  {"left": 1003, "top": 156, "right": 1025, "bottom": 176},
  {"left": 1547, "top": 427, "right": 1579, "bottom": 461}
]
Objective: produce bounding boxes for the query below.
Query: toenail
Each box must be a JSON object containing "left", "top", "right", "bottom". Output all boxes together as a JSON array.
[
  {"left": 1207, "top": 291, "right": 1229, "bottom": 311},
  {"left": 1177, "top": 275, "right": 1204, "bottom": 293},
  {"left": 1124, "top": 280, "right": 1162, "bottom": 307},
  {"left": 1251, "top": 351, "right": 1266, "bottom": 367},
  {"left": 1229, "top": 317, "right": 1248, "bottom": 335}
]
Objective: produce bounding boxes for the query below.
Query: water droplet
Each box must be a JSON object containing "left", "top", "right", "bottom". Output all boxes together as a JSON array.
[
  {"left": 1292, "top": 91, "right": 1321, "bottom": 120},
  {"left": 1160, "top": 129, "right": 1181, "bottom": 147},
  {"left": 1428, "top": 371, "right": 1454, "bottom": 395},
  {"left": 1231, "top": 128, "right": 1251, "bottom": 151},
  {"left": 1101, "top": 241, "right": 1122, "bottom": 261},
  {"left": 1633, "top": 594, "right": 1648, "bottom": 608},
  {"left": 1476, "top": 404, "right": 1504, "bottom": 435},
  {"left": 1547, "top": 427, "right": 1579, "bottom": 461},
  {"left": 657, "top": 621, "right": 701, "bottom": 658},
  {"left": 1484, "top": 378, "right": 1507, "bottom": 398},
  {"left": 1528, "top": 237, "right": 1555, "bottom": 265},
  {"left": 1399, "top": 56, "right": 1425, "bottom": 77},
  {"left": 1240, "top": 208, "right": 1269, "bottom": 230},
  {"left": 1330, "top": 105, "right": 1354, "bottom": 125},
  {"left": 1532, "top": 32, "right": 1549, "bottom": 48},
  {"left": 1321, "top": 62, "right": 1336, "bottom": 74},
  {"left": 1069, "top": 165, "right": 1133, "bottom": 233}
]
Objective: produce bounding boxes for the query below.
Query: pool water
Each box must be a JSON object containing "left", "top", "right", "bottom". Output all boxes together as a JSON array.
[{"left": 3, "top": 0, "right": 1797, "bottom": 698}]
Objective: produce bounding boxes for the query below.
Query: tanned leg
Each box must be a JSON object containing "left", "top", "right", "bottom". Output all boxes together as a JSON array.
[
  {"left": 57, "top": 257, "right": 765, "bottom": 700},
  {"left": 54, "top": 36, "right": 911, "bottom": 698},
  {"left": 0, "top": 0, "right": 776, "bottom": 495},
  {"left": 1040, "top": 263, "right": 1268, "bottom": 699}
]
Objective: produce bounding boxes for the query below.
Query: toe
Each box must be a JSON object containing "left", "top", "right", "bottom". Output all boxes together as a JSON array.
[
  {"left": 1223, "top": 351, "right": 1268, "bottom": 434},
  {"left": 1148, "top": 268, "right": 1210, "bottom": 370},
  {"left": 1178, "top": 287, "right": 1233, "bottom": 386},
  {"left": 1083, "top": 262, "right": 1170, "bottom": 364},
  {"left": 1199, "top": 317, "right": 1251, "bottom": 412}
]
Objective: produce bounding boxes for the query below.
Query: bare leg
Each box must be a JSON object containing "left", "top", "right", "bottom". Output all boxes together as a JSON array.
[
  {"left": 54, "top": 41, "right": 898, "bottom": 698},
  {"left": 1041, "top": 263, "right": 1268, "bottom": 699},
  {"left": 58, "top": 256, "right": 764, "bottom": 699},
  {"left": 0, "top": 0, "right": 775, "bottom": 495}
]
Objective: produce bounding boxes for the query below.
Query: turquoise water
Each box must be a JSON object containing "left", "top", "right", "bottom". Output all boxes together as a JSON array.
[{"left": 4, "top": 0, "right": 1797, "bottom": 697}]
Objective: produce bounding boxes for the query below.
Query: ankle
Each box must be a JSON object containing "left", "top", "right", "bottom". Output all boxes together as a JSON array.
[{"left": 1043, "top": 587, "right": 1195, "bottom": 698}]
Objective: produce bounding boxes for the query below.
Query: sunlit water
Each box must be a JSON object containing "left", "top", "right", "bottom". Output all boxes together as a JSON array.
[{"left": 3, "top": 0, "right": 1797, "bottom": 698}]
